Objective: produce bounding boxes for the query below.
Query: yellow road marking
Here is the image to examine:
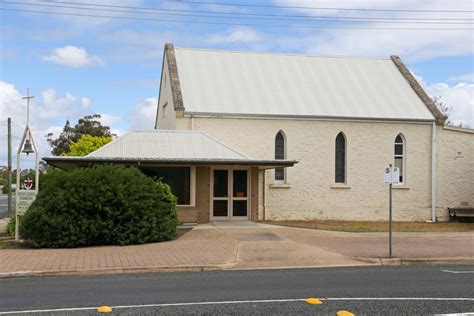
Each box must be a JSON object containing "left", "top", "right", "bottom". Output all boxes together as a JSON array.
[
  {"left": 97, "top": 306, "right": 112, "bottom": 313},
  {"left": 337, "top": 310, "right": 355, "bottom": 316},
  {"left": 305, "top": 298, "right": 322, "bottom": 305}
]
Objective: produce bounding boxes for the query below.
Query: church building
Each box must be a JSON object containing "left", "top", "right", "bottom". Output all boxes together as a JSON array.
[{"left": 46, "top": 43, "right": 474, "bottom": 223}]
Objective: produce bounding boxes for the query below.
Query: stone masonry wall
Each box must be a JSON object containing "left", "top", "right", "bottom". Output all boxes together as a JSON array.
[
  {"left": 436, "top": 126, "right": 474, "bottom": 220},
  {"left": 177, "top": 116, "right": 434, "bottom": 221}
]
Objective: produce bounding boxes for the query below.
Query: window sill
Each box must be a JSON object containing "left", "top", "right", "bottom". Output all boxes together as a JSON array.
[
  {"left": 269, "top": 183, "right": 291, "bottom": 189},
  {"left": 177, "top": 205, "right": 197, "bottom": 209},
  {"left": 330, "top": 183, "right": 351, "bottom": 189},
  {"left": 393, "top": 185, "right": 410, "bottom": 190}
]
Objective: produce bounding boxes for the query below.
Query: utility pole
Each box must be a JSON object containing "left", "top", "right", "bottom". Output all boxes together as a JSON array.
[{"left": 7, "top": 117, "right": 13, "bottom": 217}]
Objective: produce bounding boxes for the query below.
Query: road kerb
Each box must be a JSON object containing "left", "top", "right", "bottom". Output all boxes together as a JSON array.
[
  {"left": 1, "top": 257, "right": 473, "bottom": 279},
  {"left": 0, "top": 265, "right": 225, "bottom": 279},
  {"left": 353, "top": 257, "right": 474, "bottom": 266}
]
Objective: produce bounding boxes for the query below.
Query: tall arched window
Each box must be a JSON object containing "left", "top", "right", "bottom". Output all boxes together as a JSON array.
[
  {"left": 394, "top": 134, "right": 405, "bottom": 183},
  {"left": 335, "top": 132, "right": 346, "bottom": 183},
  {"left": 275, "top": 131, "right": 286, "bottom": 182}
]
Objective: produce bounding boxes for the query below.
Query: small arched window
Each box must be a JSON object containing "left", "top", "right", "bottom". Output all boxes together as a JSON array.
[
  {"left": 275, "top": 131, "right": 286, "bottom": 182},
  {"left": 335, "top": 132, "right": 346, "bottom": 183},
  {"left": 394, "top": 134, "right": 405, "bottom": 183}
]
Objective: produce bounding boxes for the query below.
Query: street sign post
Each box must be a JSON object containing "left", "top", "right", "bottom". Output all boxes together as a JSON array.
[{"left": 384, "top": 164, "right": 399, "bottom": 258}]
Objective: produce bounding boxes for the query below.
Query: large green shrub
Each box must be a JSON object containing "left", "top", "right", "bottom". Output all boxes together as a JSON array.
[{"left": 20, "top": 165, "right": 178, "bottom": 248}]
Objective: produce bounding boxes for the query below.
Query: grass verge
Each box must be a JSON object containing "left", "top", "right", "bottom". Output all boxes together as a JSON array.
[
  {"left": 0, "top": 239, "right": 28, "bottom": 249},
  {"left": 266, "top": 220, "right": 474, "bottom": 232}
]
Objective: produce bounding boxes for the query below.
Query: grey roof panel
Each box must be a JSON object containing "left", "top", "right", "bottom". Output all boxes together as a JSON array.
[
  {"left": 86, "top": 130, "right": 249, "bottom": 160},
  {"left": 173, "top": 47, "right": 435, "bottom": 121},
  {"left": 43, "top": 130, "right": 297, "bottom": 169}
]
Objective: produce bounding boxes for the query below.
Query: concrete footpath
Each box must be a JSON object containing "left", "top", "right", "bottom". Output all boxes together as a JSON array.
[{"left": 0, "top": 222, "right": 473, "bottom": 278}]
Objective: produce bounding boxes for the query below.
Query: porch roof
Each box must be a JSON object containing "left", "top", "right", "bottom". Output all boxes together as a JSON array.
[{"left": 43, "top": 130, "right": 297, "bottom": 170}]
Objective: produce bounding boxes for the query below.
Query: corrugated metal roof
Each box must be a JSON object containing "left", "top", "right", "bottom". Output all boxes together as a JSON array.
[
  {"left": 44, "top": 130, "right": 297, "bottom": 169},
  {"left": 86, "top": 130, "right": 251, "bottom": 160},
  {"left": 173, "top": 47, "right": 435, "bottom": 121}
]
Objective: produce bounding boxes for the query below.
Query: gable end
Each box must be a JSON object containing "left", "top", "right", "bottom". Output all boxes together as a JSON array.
[
  {"left": 165, "top": 43, "right": 185, "bottom": 112},
  {"left": 390, "top": 55, "right": 447, "bottom": 125}
]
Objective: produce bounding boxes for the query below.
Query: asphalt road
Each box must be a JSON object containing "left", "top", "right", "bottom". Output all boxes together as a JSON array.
[
  {"left": 0, "top": 195, "right": 15, "bottom": 219},
  {"left": 0, "top": 265, "right": 473, "bottom": 315}
]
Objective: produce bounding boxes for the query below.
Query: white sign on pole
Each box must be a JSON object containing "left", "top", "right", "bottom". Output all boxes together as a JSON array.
[
  {"left": 384, "top": 166, "right": 400, "bottom": 184},
  {"left": 16, "top": 190, "right": 37, "bottom": 215}
]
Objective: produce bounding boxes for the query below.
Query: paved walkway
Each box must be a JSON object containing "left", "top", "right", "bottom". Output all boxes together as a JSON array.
[
  {"left": 0, "top": 222, "right": 472, "bottom": 277},
  {"left": 262, "top": 224, "right": 474, "bottom": 259}
]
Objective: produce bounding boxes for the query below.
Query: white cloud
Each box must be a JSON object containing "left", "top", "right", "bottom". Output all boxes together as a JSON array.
[
  {"left": 207, "top": 27, "right": 266, "bottom": 44},
  {"left": 98, "top": 113, "right": 122, "bottom": 127},
  {"left": 449, "top": 73, "right": 474, "bottom": 83},
  {"left": 0, "top": 81, "right": 124, "bottom": 164},
  {"left": 128, "top": 97, "right": 158, "bottom": 130},
  {"left": 0, "top": 81, "right": 90, "bottom": 135},
  {"left": 42, "top": 46, "right": 104, "bottom": 68},
  {"left": 81, "top": 97, "right": 91, "bottom": 108},
  {"left": 415, "top": 76, "right": 474, "bottom": 127},
  {"left": 273, "top": 0, "right": 473, "bottom": 61}
]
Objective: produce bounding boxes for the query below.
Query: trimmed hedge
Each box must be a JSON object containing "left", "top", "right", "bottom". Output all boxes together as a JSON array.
[{"left": 20, "top": 165, "right": 178, "bottom": 248}]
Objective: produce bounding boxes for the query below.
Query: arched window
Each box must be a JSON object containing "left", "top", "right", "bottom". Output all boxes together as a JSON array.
[
  {"left": 394, "top": 134, "right": 405, "bottom": 183},
  {"left": 335, "top": 132, "right": 346, "bottom": 183},
  {"left": 275, "top": 131, "right": 286, "bottom": 182}
]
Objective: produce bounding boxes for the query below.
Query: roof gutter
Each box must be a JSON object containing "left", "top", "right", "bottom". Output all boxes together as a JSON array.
[
  {"left": 183, "top": 112, "right": 435, "bottom": 124},
  {"left": 43, "top": 157, "right": 297, "bottom": 170}
]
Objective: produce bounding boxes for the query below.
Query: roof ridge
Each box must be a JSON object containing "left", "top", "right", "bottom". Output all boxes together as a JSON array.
[
  {"left": 86, "top": 131, "right": 130, "bottom": 158},
  {"left": 174, "top": 46, "right": 390, "bottom": 60},
  {"left": 197, "top": 131, "right": 252, "bottom": 159}
]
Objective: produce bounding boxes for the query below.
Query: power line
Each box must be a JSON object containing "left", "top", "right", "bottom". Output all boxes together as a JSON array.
[
  {"left": 165, "top": 0, "right": 474, "bottom": 13},
  {"left": 4, "top": 1, "right": 471, "bottom": 25},
  {"left": 1, "top": 8, "right": 472, "bottom": 30},
  {"left": 37, "top": 0, "right": 474, "bottom": 21}
]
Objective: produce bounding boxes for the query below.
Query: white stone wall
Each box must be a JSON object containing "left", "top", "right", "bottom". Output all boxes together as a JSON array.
[
  {"left": 155, "top": 55, "right": 177, "bottom": 130},
  {"left": 436, "top": 126, "right": 474, "bottom": 220},
  {"left": 176, "top": 115, "right": 435, "bottom": 221}
]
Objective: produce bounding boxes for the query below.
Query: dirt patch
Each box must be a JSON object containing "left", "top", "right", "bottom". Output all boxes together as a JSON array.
[{"left": 266, "top": 220, "right": 474, "bottom": 233}]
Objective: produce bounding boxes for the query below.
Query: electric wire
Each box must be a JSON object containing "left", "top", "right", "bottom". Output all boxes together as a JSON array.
[
  {"left": 1, "top": 7, "right": 472, "bottom": 30},
  {"left": 2, "top": 1, "right": 471, "bottom": 25},
  {"left": 164, "top": 0, "right": 474, "bottom": 13},
  {"left": 32, "top": 1, "right": 474, "bottom": 21},
  {"left": 34, "top": 0, "right": 474, "bottom": 21}
]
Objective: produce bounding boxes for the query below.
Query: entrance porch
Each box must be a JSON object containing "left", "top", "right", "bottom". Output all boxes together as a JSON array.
[{"left": 44, "top": 130, "right": 297, "bottom": 223}]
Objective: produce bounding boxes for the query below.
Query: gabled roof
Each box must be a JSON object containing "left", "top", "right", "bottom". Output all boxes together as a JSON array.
[
  {"left": 44, "top": 130, "right": 297, "bottom": 169},
  {"left": 164, "top": 44, "right": 445, "bottom": 123},
  {"left": 87, "top": 130, "right": 250, "bottom": 161}
]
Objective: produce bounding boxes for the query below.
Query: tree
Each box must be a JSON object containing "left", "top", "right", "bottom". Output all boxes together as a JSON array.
[
  {"left": 46, "top": 114, "right": 115, "bottom": 156},
  {"left": 432, "top": 96, "right": 469, "bottom": 128},
  {"left": 64, "top": 134, "right": 112, "bottom": 157}
]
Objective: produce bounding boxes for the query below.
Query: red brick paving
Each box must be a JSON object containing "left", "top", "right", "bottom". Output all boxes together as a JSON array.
[
  {"left": 0, "top": 223, "right": 472, "bottom": 276},
  {"left": 0, "top": 227, "right": 237, "bottom": 274}
]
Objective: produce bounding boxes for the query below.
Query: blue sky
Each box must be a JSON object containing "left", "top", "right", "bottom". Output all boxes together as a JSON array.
[{"left": 1, "top": 0, "right": 473, "bottom": 165}]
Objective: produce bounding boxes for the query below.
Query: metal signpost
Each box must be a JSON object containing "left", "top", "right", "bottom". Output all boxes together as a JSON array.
[
  {"left": 15, "top": 89, "right": 40, "bottom": 241},
  {"left": 384, "top": 164, "right": 399, "bottom": 258}
]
